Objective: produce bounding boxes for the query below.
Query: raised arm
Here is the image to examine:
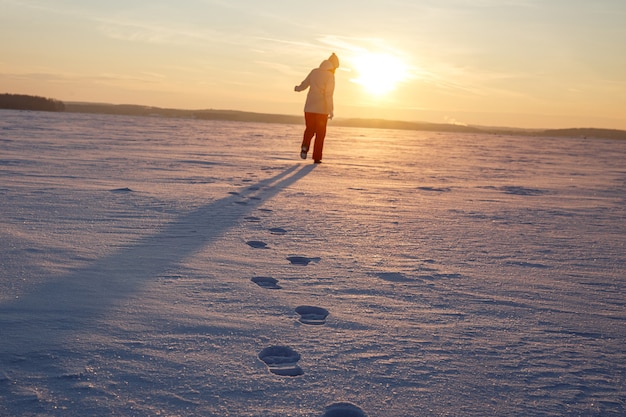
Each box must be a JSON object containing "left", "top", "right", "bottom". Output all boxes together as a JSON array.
[{"left": 294, "top": 71, "right": 313, "bottom": 92}]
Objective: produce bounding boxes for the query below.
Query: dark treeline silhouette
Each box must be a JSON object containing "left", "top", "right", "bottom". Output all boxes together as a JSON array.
[
  {"left": 539, "top": 128, "right": 626, "bottom": 141},
  {"left": 63, "top": 103, "right": 626, "bottom": 139},
  {"left": 64, "top": 102, "right": 303, "bottom": 124},
  {"left": 336, "top": 118, "right": 481, "bottom": 133},
  {"left": 3, "top": 94, "right": 625, "bottom": 140},
  {"left": 65, "top": 102, "right": 479, "bottom": 132},
  {"left": 0, "top": 93, "right": 65, "bottom": 112}
]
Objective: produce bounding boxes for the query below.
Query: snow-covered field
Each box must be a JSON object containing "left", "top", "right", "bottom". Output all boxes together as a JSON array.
[{"left": 1, "top": 109, "right": 624, "bottom": 416}]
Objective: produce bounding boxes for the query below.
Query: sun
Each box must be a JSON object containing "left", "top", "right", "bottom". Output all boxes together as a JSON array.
[{"left": 350, "top": 52, "right": 409, "bottom": 96}]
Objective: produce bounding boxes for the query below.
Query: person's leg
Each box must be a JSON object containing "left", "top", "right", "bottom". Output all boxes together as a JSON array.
[
  {"left": 312, "top": 113, "right": 328, "bottom": 162},
  {"left": 301, "top": 112, "right": 316, "bottom": 152}
]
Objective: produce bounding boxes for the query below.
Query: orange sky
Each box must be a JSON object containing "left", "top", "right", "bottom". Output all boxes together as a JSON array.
[{"left": 1, "top": 0, "right": 625, "bottom": 129}]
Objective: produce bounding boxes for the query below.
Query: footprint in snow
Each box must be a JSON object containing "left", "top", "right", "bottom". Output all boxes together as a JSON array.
[
  {"left": 417, "top": 186, "right": 451, "bottom": 192},
  {"left": 322, "top": 402, "right": 368, "bottom": 417},
  {"left": 500, "top": 185, "right": 546, "bottom": 196},
  {"left": 375, "top": 272, "right": 413, "bottom": 283},
  {"left": 269, "top": 227, "right": 288, "bottom": 235},
  {"left": 246, "top": 240, "right": 268, "bottom": 249},
  {"left": 258, "top": 346, "right": 303, "bottom": 377},
  {"left": 287, "top": 256, "right": 320, "bottom": 266},
  {"left": 505, "top": 260, "right": 549, "bottom": 269},
  {"left": 295, "top": 306, "right": 329, "bottom": 325},
  {"left": 110, "top": 187, "right": 133, "bottom": 193},
  {"left": 251, "top": 276, "right": 282, "bottom": 289}
]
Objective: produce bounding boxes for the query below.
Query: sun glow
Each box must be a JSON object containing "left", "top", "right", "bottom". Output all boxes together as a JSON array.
[{"left": 350, "top": 52, "right": 409, "bottom": 96}]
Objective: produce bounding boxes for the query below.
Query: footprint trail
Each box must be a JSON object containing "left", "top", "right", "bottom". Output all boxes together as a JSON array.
[
  {"left": 258, "top": 346, "right": 303, "bottom": 377},
  {"left": 251, "top": 276, "right": 282, "bottom": 290},
  {"left": 287, "top": 256, "right": 320, "bottom": 266},
  {"left": 295, "top": 306, "right": 329, "bottom": 325},
  {"left": 246, "top": 240, "right": 268, "bottom": 249},
  {"left": 322, "top": 402, "right": 368, "bottom": 417}
]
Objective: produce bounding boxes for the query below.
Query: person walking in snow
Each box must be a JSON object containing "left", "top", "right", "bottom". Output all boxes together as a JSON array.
[{"left": 294, "top": 53, "right": 339, "bottom": 164}]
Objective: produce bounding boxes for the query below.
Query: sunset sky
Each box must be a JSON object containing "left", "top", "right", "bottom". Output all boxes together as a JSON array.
[{"left": 1, "top": 0, "right": 625, "bottom": 129}]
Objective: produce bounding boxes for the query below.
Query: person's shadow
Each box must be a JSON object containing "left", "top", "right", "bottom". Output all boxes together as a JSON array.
[{"left": 0, "top": 163, "right": 317, "bottom": 357}]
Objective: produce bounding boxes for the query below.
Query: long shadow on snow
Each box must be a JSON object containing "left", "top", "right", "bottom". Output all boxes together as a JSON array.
[{"left": 0, "top": 163, "right": 315, "bottom": 357}]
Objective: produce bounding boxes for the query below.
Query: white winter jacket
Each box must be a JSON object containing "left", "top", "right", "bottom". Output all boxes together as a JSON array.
[{"left": 295, "top": 60, "right": 335, "bottom": 115}]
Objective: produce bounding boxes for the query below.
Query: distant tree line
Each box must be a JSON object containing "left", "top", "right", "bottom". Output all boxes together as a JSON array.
[
  {"left": 0, "top": 93, "right": 65, "bottom": 112},
  {"left": 3, "top": 94, "right": 624, "bottom": 140}
]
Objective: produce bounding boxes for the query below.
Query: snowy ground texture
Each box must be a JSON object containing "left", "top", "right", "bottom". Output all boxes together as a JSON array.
[{"left": 1, "top": 110, "right": 625, "bottom": 416}]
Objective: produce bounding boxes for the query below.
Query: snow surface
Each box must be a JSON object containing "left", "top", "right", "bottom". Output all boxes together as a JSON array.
[{"left": 1, "top": 109, "right": 625, "bottom": 416}]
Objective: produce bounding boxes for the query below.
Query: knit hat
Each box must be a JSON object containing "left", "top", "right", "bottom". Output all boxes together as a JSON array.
[{"left": 328, "top": 53, "right": 340, "bottom": 69}]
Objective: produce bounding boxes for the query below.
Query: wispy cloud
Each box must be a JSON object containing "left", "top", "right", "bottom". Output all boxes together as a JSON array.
[
  {"left": 1, "top": 70, "right": 166, "bottom": 87},
  {"left": 95, "top": 17, "right": 219, "bottom": 45},
  {"left": 1, "top": 71, "right": 70, "bottom": 83},
  {"left": 253, "top": 60, "right": 300, "bottom": 77},
  {"left": 3, "top": 0, "right": 235, "bottom": 47}
]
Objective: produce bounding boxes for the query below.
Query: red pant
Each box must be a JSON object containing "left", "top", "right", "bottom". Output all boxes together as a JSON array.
[{"left": 301, "top": 112, "right": 328, "bottom": 161}]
